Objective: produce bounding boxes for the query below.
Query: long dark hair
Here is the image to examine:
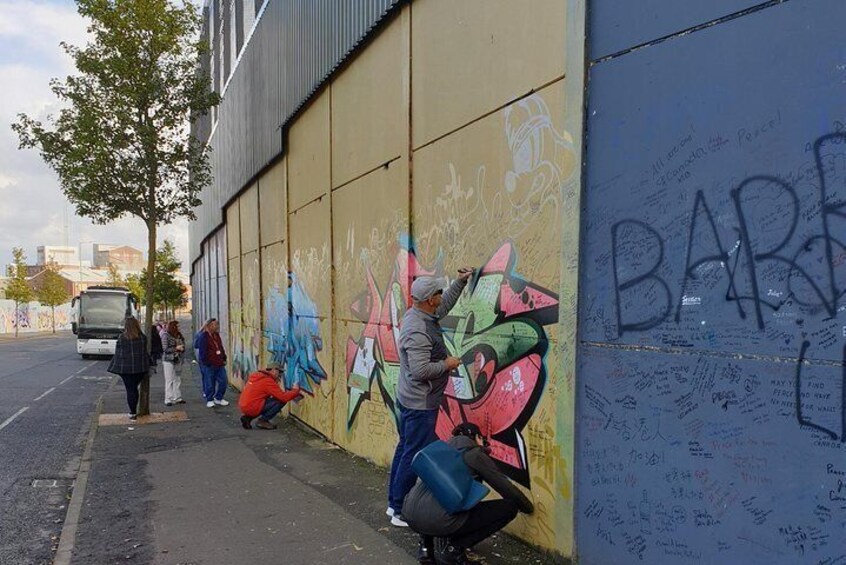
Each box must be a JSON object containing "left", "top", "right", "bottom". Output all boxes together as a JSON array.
[
  {"left": 167, "top": 320, "right": 180, "bottom": 337},
  {"left": 124, "top": 317, "right": 142, "bottom": 340}
]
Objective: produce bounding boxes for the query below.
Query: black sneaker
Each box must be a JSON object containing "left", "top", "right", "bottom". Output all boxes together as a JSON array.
[
  {"left": 129, "top": 413, "right": 137, "bottom": 421},
  {"left": 417, "top": 535, "right": 435, "bottom": 564},
  {"left": 240, "top": 415, "right": 253, "bottom": 430}
]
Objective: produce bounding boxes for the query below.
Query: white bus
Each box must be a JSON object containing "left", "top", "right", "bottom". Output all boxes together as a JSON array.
[{"left": 71, "top": 286, "right": 138, "bottom": 358}]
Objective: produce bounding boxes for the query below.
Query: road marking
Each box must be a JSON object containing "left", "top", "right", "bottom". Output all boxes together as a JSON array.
[
  {"left": 60, "top": 362, "right": 97, "bottom": 385},
  {"left": 54, "top": 394, "right": 104, "bottom": 565},
  {"left": 0, "top": 407, "right": 29, "bottom": 432},
  {"left": 33, "top": 387, "right": 56, "bottom": 401}
]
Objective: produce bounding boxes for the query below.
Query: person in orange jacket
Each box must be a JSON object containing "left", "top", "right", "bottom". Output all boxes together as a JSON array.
[{"left": 238, "top": 365, "right": 302, "bottom": 430}]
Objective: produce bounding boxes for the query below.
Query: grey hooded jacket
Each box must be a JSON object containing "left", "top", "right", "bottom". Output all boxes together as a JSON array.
[{"left": 396, "top": 277, "right": 467, "bottom": 410}]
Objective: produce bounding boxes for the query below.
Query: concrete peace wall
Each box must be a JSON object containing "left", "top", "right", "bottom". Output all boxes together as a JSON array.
[
  {"left": 220, "top": 0, "right": 577, "bottom": 556},
  {"left": 577, "top": 1, "right": 846, "bottom": 563}
]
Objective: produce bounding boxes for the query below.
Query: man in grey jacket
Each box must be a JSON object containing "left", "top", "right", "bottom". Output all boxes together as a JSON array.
[{"left": 387, "top": 268, "right": 473, "bottom": 527}]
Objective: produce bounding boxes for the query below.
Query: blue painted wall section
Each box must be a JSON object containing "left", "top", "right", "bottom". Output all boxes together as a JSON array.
[
  {"left": 264, "top": 273, "right": 327, "bottom": 394},
  {"left": 578, "top": 0, "right": 846, "bottom": 563},
  {"left": 589, "top": 0, "right": 761, "bottom": 60}
]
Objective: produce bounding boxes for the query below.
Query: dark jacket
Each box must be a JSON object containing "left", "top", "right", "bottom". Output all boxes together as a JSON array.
[
  {"left": 150, "top": 328, "right": 163, "bottom": 361},
  {"left": 107, "top": 334, "right": 150, "bottom": 375},
  {"left": 196, "top": 331, "right": 226, "bottom": 367},
  {"left": 402, "top": 435, "right": 534, "bottom": 536}
]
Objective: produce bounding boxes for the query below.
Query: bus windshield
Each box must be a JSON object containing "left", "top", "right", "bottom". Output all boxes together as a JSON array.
[{"left": 79, "top": 293, "right": 129, "bottom": 328}]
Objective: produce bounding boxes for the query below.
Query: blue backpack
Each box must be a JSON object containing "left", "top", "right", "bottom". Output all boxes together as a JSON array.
[{"left": 411, "top": 440, "right": 490, "bottom": 513}]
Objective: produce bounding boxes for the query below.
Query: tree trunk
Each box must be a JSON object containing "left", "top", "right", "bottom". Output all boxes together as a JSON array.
[
  {"left": 52, "top": 305, "right": 56, "bottom": 334},
  {"left": 139, "top": 220, "right": 157, "bottom": 416},
  {"left": 14, "top": 303, "right": 19, "bottom": 338}
]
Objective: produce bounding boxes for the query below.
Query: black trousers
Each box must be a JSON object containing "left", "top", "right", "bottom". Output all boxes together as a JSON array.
[
  {"left": 449, "top": 499, "right": 519, "bottom": 549},
  {"left": 120, "top": 373, "right": 146, "bottom": 414}
]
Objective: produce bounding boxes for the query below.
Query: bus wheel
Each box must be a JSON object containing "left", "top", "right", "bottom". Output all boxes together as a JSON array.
[{"left": 81, "top": 354, "right": 90, "bottom": 359}]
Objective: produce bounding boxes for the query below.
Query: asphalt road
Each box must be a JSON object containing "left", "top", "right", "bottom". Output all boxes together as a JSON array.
[{"left": 0, "top": 333, "right": 113, "bottom": 565}]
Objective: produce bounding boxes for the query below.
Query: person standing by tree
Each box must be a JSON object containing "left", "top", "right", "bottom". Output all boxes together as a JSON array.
[
  {"left": 160, "top": 320, "right": 186, "bottom": 406},
  {"left": 107, "top": 317, "right": 150, "bottom": 421},
  {"left": 14, "top": 0, "right": 220, "bottom": 416},
  {"left": 195, "top": 318, "right": 229, "bottom": 408}
]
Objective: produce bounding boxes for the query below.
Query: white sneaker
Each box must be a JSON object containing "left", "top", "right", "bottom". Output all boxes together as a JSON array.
[
  {"left": 213, "top": 399, "right": 230, "bottom": 406},
  {"left": 386, "top": 506, "right": 395, "bottom": 518},
  {"left": 390, "top": 514, "right": 409, "bottom": 527},
  {"left": 206, "top": 401, "right": 215, "bottom": 408}
]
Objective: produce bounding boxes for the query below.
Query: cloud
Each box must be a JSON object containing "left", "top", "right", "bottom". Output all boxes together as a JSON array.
[{"left": 0, "top": 0, "right": 189, "bottom": 271}]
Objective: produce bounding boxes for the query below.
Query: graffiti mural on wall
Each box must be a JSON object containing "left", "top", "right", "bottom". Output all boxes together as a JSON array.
[
  {"left": 264, "top": 273, "right": 327, "bottom": 394},
  {"left": 611, "top": 133, "right": 846, "bottom": 339},
  {"left": 345, "top": 236, "right": 441, "bottom": 428},
  {"left": 0, "top": 300, "right": 73, "bottom": 334},
  {"left": 230, "top": 323, "right": 259, "bottom": 383},
  {"left": 436, "top": 241, "right": 558, "bottom": 487},
  {"left": 579, "top": 8, "right": 846, "bottom": 555},
  {"left": 344, "top": 238, "right": 558, "bottom": 486}
]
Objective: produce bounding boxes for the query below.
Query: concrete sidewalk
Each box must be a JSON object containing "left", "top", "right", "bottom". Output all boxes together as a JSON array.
[{"left": 65, "top": 360, "right": 559, "bottom": 564}]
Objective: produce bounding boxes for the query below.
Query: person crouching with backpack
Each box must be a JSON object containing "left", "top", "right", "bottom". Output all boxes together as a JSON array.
[{"left": 402, "top": 423, "right": 534, "bottom": 564}]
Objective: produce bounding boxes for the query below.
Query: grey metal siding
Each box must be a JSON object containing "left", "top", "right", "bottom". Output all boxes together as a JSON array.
[{"left": 189, "top": 0, "right": 403, "bottom": 267}]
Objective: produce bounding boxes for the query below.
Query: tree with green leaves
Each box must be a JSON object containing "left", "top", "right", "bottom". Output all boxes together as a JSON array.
[
  {"left": 14, "top": 0, "right": 219, "bottom": 414},
  {"left": 106, "top": 262, "right": 124, "bottom": 287},
  {"left": 5, "top": 248, "right": 35, "bottom": 338},
  {"left": 151, "top": 240, "right": 187, "bottom": 319},
  {"left": 124, "top": 272, "right": 146, "bottom": 308},
  {"left": 35, "top": 262, "right": 71, "bottom": 334},
  {"left": 131, "top": 240, "right": 186, "bottom": 319}
]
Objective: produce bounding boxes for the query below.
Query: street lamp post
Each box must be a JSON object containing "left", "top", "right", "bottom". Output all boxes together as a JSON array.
[{"left": 78, "top": 240, "right": 92, "bottom": 295}]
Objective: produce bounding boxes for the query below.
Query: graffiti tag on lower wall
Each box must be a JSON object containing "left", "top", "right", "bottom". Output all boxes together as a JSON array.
[
  {"left": 0, "top": 300, "right": 72, "bottom": 334},
  {"left": 580, "top": 118, "right": 846, "bottom": 563},
  {"left": 344, "top": 238, "right": 558, "bottom": 486},
  {"left": 263, "top": 273, "right": 327, "bottom": 394}
]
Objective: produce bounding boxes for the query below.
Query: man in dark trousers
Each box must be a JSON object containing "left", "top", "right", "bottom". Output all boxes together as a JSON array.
[
  {"left": 387, "top": 268, "right": 473, "bottom": 527},
  {"left": 195, "top": 318, "right": 229, "bottom": 408},
  {"left": 238, "top": 365, "right": 302, "bottom": 430},
  {"left": 402, "top": 423, "right": 534, "bottom": 564}
]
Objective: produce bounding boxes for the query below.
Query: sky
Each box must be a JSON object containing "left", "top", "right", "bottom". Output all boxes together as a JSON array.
[{"left": 0, "top": 0, "right": 191, "bottom": 271}]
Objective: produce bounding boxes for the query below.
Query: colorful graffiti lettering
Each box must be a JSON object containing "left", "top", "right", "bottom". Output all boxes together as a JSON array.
[
  {"left": 345, "top": 239, "right": 558, "bottom": 486},
  {"left": 345, "top": 237, "right": 442, "bottom": 428},
  {"left": 264, "top": 273, "right": 327, "bottom": 394},
  {"left": 230, "top": 321, "right": 259, "bottom": 383}
]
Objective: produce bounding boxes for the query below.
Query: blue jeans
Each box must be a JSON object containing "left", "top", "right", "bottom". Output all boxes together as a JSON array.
[
  {"left": 388, "top": 403, "right": 438, "bottom": 514},
  {"left": 200, "top": 365, "right": 227, "bottom": 401},
  {"left": 260, "top": 397, "right": 285, "bottom": 421}
]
